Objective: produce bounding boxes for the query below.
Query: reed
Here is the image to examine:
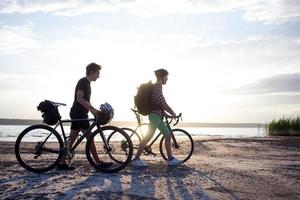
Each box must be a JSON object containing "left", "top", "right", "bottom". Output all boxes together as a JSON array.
[{"left": 268, "top": 116, "right": 300, "bottom": 136}]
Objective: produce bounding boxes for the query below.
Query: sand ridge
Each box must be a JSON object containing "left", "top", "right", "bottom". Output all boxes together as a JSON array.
[{"left": 0, "top": 136, "right": 299, "bottom": 199}]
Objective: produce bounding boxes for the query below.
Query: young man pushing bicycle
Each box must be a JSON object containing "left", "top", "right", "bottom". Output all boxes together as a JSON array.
[
  {"left": 57, "top": 63, "right": 112, "bottom": 170},
  {"left": 132, "top": 69, "right": 182, "bottom": 167}
]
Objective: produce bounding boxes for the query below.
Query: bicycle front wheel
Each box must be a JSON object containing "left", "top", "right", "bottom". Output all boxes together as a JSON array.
[
  {"left": 159, "top": 128, "right": 194, "bottom": 164},
  {"left": 15, "top": 124, "right": 63, "bottom": 173},
  {"left": 86, "top": 126, "right": 133, "bottom": 173}
]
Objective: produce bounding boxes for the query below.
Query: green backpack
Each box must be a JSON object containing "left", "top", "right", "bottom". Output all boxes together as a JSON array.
[{"left": 134, "top": 81, "right": 155, "bottom": 116}]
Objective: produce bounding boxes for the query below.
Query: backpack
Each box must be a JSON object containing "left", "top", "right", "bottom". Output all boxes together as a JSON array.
[
  {"left": 37, "top": 100, "right": 60, "bottom": 125},
  {"left": 134, "top": 81, "right": 154, "bottom": 116}
]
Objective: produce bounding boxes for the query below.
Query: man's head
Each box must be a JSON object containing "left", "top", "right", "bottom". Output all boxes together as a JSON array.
[
  {"left": 86, "top": 63, "right": 101, "bottom": 81},
  {"left": 155, "top": 68, "right": 169, "bottom": 85}
]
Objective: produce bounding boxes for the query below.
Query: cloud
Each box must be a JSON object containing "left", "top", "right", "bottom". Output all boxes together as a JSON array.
[
  {"left": 2, "top": 22, "right": 298, "bottom": 79},
  {"left": 1, "top": 20, "right": 299, "bottom": 80},
  {"left": 0, "top": 72, "right": 36, "bottom": 91},
  {"left": 0, "top": 21, "right": 39, "bottom": 54},
  {"left": 0, "top": 0, "right": 79, "bottom": 14},
  {"left": 0, "top": 0, "right": 129, "bottom": 16},
  {"left": 243, "top": 0, "right": 300, "bottom": 24},
  {"left": 230, "top": 73, "right": 300, "bottom": 95},
  {"left": 1, "top": 0, "right": 300, "bottom": 24}
]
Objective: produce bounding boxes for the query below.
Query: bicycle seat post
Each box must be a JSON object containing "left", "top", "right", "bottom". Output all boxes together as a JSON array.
[{"left": 131, "top": 108, "right": 142, "bottom": 126}]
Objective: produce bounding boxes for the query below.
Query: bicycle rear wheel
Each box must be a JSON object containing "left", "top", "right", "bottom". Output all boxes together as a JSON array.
[
  {"left": 121, "top": 127, "right": 141, "bottom": 157},
  {"left": 159, "top": 128, "right": 194, "bottom": 164},
  {"left": 15, "top": 124, "right": 63, "bottom": 173},
  {"left": 86, "top": 126, "right": 133, "bottom": 173}
]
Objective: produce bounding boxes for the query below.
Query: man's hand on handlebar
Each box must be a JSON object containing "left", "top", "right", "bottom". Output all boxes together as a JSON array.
[
  {"left": 164, "top": 111, "right": 176, "bottom": 118},
  {"left": 91, "top": 108, "right": 100, "bottom": 116},
  {"left": 163, "top": 112, "right": 182, "bottom": 126},
  {"left": 164, "top": 112, "right": 182, "bottom": 119}
]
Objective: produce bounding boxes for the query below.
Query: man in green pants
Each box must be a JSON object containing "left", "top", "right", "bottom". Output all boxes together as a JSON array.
[{"left": 132, "top": 69, "right": 182, "bottom": 167}]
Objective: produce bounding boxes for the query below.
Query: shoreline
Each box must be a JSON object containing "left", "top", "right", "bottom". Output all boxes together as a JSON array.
[
  {"left": 0, "top": 118, "right": 267, "bottom": 128},
  {"left": 1, "top": 136, "right": 299, "bottom": 199}
]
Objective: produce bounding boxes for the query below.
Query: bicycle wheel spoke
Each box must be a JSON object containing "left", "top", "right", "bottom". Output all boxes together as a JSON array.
[
  {"left": 86, "top": 126, "right": 133, "bottom": 173},
  {"left": 160, "top": 129, "right": 194, "bottom": 163},
  {"left": 15, "top": 125, "right": 63, "bottom": 173},
  {"left": 121, "top": 128, "right": 140, "bottom": 158}
]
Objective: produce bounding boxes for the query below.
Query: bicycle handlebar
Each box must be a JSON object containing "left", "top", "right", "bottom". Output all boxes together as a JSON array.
[
  {"left": 164, "top": 113, "right": 182, "bottom": 126},
  {"left": 130, "top": 108, "right": 183, "bottom": 126}
]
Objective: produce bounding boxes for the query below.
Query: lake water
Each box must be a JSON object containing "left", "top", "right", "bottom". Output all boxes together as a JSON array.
[{"left": 0, "top": 124, "right": 267, "bottom": 142}]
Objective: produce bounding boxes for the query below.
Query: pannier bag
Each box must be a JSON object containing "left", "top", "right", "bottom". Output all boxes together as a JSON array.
[
  {"left": 134, "top": 81, "right": 154, "bottom": 116},
  {"left": 37, "top": 100, "right": 60, "bottom": 125}
]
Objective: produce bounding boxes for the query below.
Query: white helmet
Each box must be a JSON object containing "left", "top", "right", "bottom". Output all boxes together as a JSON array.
[{"left": 100, "top": 102, "right": 114, "bottom": 120}]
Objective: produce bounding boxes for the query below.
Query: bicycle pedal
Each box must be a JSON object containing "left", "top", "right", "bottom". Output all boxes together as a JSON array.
[{"left": 151, "top": 152, "right": 157, "bottom": 157}]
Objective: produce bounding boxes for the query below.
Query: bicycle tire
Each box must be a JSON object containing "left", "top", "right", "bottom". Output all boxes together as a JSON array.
[
  {"left": 15, "top": 124, "right": 63, "bottom": 173},
  {"left": 86, "top": 126, "right": 133, "bottom": 173},
  {"left": 159, "top": 128, "right": 194, "bottom": 164}
]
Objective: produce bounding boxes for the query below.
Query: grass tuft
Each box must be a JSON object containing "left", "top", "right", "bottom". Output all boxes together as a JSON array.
[{"left": 268, "top": 116, "right": 300, "bottom": 136}]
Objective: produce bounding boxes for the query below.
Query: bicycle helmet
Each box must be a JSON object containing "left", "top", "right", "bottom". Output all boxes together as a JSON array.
[
  {"left": 97, "top": 102, "right": 114, "bottom": 125},
  {"left": 154, "top": 69, "right": 169, "bottom": 77}
]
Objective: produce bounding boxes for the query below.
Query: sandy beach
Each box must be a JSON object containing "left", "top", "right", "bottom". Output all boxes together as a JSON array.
[{"left": 0, "top": 136, "right": 299, "bottom": 200}]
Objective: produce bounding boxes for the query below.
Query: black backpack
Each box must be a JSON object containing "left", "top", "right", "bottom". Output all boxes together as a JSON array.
[
  {"left": 37, "top": 100, "right": 60, "bottom": 125},
  {"left": 134, "top": 81, "right": 155, "bottom": 116}
]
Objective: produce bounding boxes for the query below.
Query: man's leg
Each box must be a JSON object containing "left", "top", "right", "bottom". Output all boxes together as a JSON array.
[
  {"left": 85, "top": 130, "right": 101, "bottom": 163},
  {"left": 156, "top": 121, "right": 173, "bottom": 160},
  {"left": 155, "top": 118, "right": 179, "bottom": 162},
  {"left": 164, "top": 133, "right": 173, "bottom": 160},
  {"left": 134, "top": 125, "right": 156, "bottom": 160},
  {"left": 58, "top": 129, "right": 79, "bottom": 165},
  {"left": 68, "top": 129, "right": 80, "bottom": 146},
  {"left": 134, "top": 113, "right": 160, "bottom": 160},
  {"left": 159, "top": 123, "right": 182, "bottom": 165}
]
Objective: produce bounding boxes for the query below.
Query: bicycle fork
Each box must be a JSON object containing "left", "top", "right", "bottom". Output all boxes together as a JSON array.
[
  {"left": 97, "top": 125, "right": 112, "bottom": 154},
  {"left": 166, "top": 123, "right": 180, "bottom": 149}
]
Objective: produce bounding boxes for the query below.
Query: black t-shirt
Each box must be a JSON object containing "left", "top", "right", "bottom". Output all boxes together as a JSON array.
[{"left": 70, "top": 77, "right": 91, "bottom": 116}]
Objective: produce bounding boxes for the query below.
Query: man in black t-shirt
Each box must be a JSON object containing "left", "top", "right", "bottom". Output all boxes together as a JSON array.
[
  {"left": 69, "top": 75, "right": 92, "bottom": 130},
  {"left": 57, "top": 63, "right": 111, "bottom": 170}
]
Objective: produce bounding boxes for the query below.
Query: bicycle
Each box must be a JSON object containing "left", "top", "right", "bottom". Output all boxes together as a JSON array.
[
  {"left": 15, "top": 100, "right": 133, "bottom": 173},
  {"left": 109, "top": 108, "right": 194, "bottom": 164}
]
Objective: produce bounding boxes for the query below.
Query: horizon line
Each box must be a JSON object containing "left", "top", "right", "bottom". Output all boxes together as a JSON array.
[{"left": 0, "top": 118, "right": 267, "bottom": 127}]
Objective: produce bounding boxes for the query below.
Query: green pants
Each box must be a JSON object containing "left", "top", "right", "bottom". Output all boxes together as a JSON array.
[{"left": 148, "top": 113, "right": 170, "bottom": 137}]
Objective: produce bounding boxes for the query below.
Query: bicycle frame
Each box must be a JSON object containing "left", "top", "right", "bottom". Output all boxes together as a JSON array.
[
  {"left": 129, "top": 109, "right": 181, "bottom": 154},
  {"left": 16, "top": 100, "right": 135, "bottom": 174},
  {"left": 42, "top": 117, "right": 110, "bottom": 152},
  {"left": 141, "top": 117, "right": 179, "bottom": 149}
]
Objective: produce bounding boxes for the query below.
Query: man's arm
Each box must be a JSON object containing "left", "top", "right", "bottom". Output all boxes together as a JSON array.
[
  {"left": 153, "top": 86, "right": 176, "bottom": 117},
  {"left": 76, "top": 90, "right": 99, "bottom": 115}
]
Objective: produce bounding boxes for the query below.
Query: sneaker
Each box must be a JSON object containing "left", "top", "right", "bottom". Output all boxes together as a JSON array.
[
  {"left": 167, "top": 157, "right": 182, "bottom": 166},
  {"left": 97, "top": 161, "right": 113, "bottom": 168},
  {"left": 132, "top": 158, "right": 148, "bottom": 167},
  {"left": 56, "top": 163, "right": 76, "bottom": 170}
]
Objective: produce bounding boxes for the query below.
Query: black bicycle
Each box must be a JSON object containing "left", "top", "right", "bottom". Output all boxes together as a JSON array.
[
  {"left": 109, "top": 109, "right": 194, "bottom": 164},
  {"left": 15, "top": 100, "right": 133, "bottom": 173}
]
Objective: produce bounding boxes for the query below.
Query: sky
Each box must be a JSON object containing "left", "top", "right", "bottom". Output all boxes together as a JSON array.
[{"left": 0, "top": 0, "right": 300, "bottom": 123}]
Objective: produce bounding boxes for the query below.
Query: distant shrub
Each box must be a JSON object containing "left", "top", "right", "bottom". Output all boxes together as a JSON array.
[{"left": 268, "top": 116, "right": 300, "bottom": 136}]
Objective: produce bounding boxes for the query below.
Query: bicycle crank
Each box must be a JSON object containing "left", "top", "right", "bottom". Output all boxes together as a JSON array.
[{"left": 143, "top": 147, "right": 157, "bottom": 156}]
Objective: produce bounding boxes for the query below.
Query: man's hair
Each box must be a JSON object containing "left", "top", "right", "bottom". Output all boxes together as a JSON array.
[
  {"left": 86, "top": 63, "right": 101, "bottom": 75},
  {"left": 154, "top": 68, "right": 169, "bottom": 79}
]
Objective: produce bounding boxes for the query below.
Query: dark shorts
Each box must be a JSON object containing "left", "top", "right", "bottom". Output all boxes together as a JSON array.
[{"left": 70, "top": 110, "right": 90, "bottom": 130}]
